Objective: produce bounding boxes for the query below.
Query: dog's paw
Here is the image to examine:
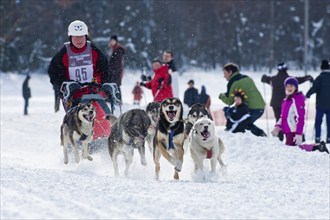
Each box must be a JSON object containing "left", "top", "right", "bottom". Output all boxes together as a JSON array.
[
  {"left": 174, "top": 160, "right": 183, "bottom": 172},
  {"left": 64, "top": 159, "right": 68, "bottom": 164},
  {"left": 141, "top": 159, "right": 147, "bottom": 166}
]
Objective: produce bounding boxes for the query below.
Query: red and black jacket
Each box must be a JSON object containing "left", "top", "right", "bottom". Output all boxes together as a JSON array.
[{"left": 48, "top": 42, "right": 109, "bottom": 94}]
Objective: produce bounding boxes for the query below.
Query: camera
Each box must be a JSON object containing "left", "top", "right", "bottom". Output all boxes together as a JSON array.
[{"left": 141, "top": 74, "right": 152, "bottom": 82}]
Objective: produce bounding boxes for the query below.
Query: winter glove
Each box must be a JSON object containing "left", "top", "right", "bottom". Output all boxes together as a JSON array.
[
  {"left": 140, "top": 82, "right": 146, "bottom": 87},
  {"left": 306, "top": 75, "right": 314, "bottom": 83},
  {"left": 261, "top": 75, "right": 267, "bottom": 83},
  {"left": 271, "top": 126, "right": 281, "bottom": 137},
  {"left": 293, "top": 134, "right": 303, "bottom": 145},
  {"left": 223, "top": 107, "right": 230, "bottom": 119}
]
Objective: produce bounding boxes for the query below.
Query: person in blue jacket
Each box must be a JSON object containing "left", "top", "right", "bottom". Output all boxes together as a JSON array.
[
  {"left": 306, "top": 59, "right": 330, "bottom": 143},
  {"left": 183, "top": 79, "right": 198, "bottom": 107}
]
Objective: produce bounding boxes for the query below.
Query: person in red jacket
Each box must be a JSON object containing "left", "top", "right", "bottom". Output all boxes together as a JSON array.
[
  {"left": 140, "top": 58, "right": 173, "bottom": 103},
  {"left": 48, "top": 20, "right": 109, "bottom": 111},
  {"left": 132, "top": 81, "right": 143, "bottom": 105}
]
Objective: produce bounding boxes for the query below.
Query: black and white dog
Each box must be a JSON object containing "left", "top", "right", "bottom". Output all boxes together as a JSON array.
[
  {"left": 145, "top": 102, "right": 160, "bottom": 152},
  {"left": 108, "top": 109, "right": 151, "bottom": 177},
  {"left": 185, "top": 103, "right": 213, "bottom": 137},
  {"left": 60, "top": 103, "right": 96, "bottom": 164},
  {"left": 154, "top": 98, "right": 185, "bottom": 180}
]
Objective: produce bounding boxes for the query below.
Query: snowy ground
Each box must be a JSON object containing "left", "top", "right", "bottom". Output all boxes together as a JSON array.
[{"left": 1, "top": 70, "right": 329, "bottom": 219}]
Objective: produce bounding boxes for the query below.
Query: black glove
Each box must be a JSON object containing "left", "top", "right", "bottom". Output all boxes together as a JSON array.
[
  {"left": 261, "top": 75, "right": 267, "bottom": 83},
  {"left": 306, "top": 75, "right": 314, "bottom": 82},
  {"left": 140, "top": 82, "right": 146, "bottom": 87}
]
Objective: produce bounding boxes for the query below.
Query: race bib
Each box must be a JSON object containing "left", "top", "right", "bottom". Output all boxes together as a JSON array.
[{"left": 69, "top": 64, "right": 93, "bottom": 83}]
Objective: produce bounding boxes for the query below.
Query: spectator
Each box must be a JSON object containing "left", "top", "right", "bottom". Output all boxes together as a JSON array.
[
  {"left": 132, "top": 81, "right": 143, "bottom": 105},
  {"left": 306, "top": 59, "right": 330, "bottom": 143},
  {"left": 272, "top": 77, "right": 329, "bottom": 154},
  {"left": 261, "top": 62, "right": 313, "bottom": 141},
  {"left": 224, "top": 89, "right": 251, "bottom": 133},
  {"left": 184, "top": 79, "right": 199, "bottom": 107},
  {"left": 22, "top": 75, "right": 31, "bottom": 115},
  {"left": 140, "top": 58, "right": 173, "bottom": 102},
  {"left": 108, "top": 35, "right": 125, "bottom": 101},
  {"left": 219, "top": 63, "right": 267, "bottom": 137},
  {"left": 198, "top": 85, "right": 211, "bottom": 112},
  {"left": 163, "top": 50, "right": 179, "bottom": 98}
]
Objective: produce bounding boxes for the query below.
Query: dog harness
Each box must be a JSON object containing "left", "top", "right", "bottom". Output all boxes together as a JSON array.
[
  {"left": 169, "top": 129, "right": 175, "bottom": 150},
  {"left": 206, "top": 150, "right": 212, "bottom": 159}
]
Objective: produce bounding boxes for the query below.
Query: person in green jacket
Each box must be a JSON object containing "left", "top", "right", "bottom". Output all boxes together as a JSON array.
[{"left": 219, "top": 63, "right": 267, "bottom": 137}]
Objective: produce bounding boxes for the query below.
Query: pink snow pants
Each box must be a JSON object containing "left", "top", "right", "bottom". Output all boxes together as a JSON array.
[{"left": 285, "top": 132, "right": 315, "bottom": 152}]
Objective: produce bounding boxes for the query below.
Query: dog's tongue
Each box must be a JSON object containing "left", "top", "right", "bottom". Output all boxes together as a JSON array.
[
  {"left": 167, "top": 111, "right": 176, "bottom": 120},
  {"left": 201, "top": 130, "right": 210, "bottom": 139},
  {"left": 84, "top": 114, "right": 93, "bottom": 122}
]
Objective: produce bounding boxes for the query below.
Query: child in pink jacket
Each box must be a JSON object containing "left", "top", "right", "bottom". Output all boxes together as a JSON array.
[{"left": 272, "top": 77, "right": 329, "bottom": 153}]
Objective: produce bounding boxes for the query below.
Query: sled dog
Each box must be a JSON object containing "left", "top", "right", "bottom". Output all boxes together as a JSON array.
[
  {"left": 189, "top": 118, "right": 226, "bottom": 173},
  {"left": 185, "top": 103, "right": 213, "bottom": 137},
  {"left": 108, "top": 109, "right": 151, "bottom": 177},
  {"left": 154, "top": 98, "right": 185, "bottom": 180},
  {"left": 60, "top": 103, "right": 96, "bottom": 164},
  {"left": 145, "top": 102, "right": 160, "bottom": 151}
]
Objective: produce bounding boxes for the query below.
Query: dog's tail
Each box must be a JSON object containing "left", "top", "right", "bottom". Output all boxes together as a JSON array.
[{"left": 60, "top": 125, "right": 64, "bottom": 146}]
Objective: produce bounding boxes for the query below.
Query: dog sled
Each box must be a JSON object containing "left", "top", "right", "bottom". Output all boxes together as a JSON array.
[{"left": 60, "top": 81, "right": 121, "bottom": 141}]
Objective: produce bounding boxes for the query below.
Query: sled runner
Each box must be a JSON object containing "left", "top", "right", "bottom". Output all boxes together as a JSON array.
[{"left": 60, "top": 81, "right": 120, "bottom": 140}]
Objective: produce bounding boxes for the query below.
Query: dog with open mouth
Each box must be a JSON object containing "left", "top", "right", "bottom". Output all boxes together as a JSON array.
[
  {"left": 108, "top": 109, "right": 151, "bottom": 177},
  {"left": 154, "top": 98, "right": 185, "bottom": 180},
  {"left": 185, "top": 103, "right": 213, "bottom": 138},
  {"left": 60, "top": 103, "right": 96, "bottom": 164},
  {"left": 189, "top": 118, "right": 226, "bottom": 174},
  {"left": 145, "top": 102, "right": 160, "bottom": 152}
]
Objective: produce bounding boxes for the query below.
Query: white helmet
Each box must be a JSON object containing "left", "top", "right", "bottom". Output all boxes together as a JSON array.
[{"left": 68, "top": 20, "right": 88, "bottom": 36}]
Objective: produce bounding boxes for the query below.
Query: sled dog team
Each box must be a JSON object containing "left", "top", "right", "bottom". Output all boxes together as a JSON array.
[{"left": 60, "top": 97, "right": 226, "bottom": 180}]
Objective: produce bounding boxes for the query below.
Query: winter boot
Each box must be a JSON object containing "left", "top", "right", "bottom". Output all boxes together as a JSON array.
[
  {"left": 315, "top": 137, "right": 321, "bottom": 144},
  {"left": 313, "top": 141, "right": 329, "bottom": 154}
]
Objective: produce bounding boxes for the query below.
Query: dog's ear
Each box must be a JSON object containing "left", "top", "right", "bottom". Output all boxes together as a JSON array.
[{"left": 146, "top": 103, "right": 151, "bottom": 112}]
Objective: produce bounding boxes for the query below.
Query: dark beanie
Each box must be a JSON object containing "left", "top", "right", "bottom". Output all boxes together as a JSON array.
[
  {"left": 320, "top": 59, "right": 330, "bottom": 70},
  {"left": 284, "top": 76, "right": 298, "bottom": 89},
  {"left": 277, "top": 62, "right": 288, "bottom": 71},
  {"left": 110, "top": 35, "right": 118, "bottom": 41}
]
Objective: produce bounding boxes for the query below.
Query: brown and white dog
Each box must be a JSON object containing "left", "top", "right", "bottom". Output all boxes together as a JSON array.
[
  {"left": 189, "top": 118, "right": 226, "bottom": 173},
  {"left": 154, "top": 98, "right": 185, "bottom": 180},
  {"left": 60, "top": 103, "right": 96, "bottom": 164}
]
